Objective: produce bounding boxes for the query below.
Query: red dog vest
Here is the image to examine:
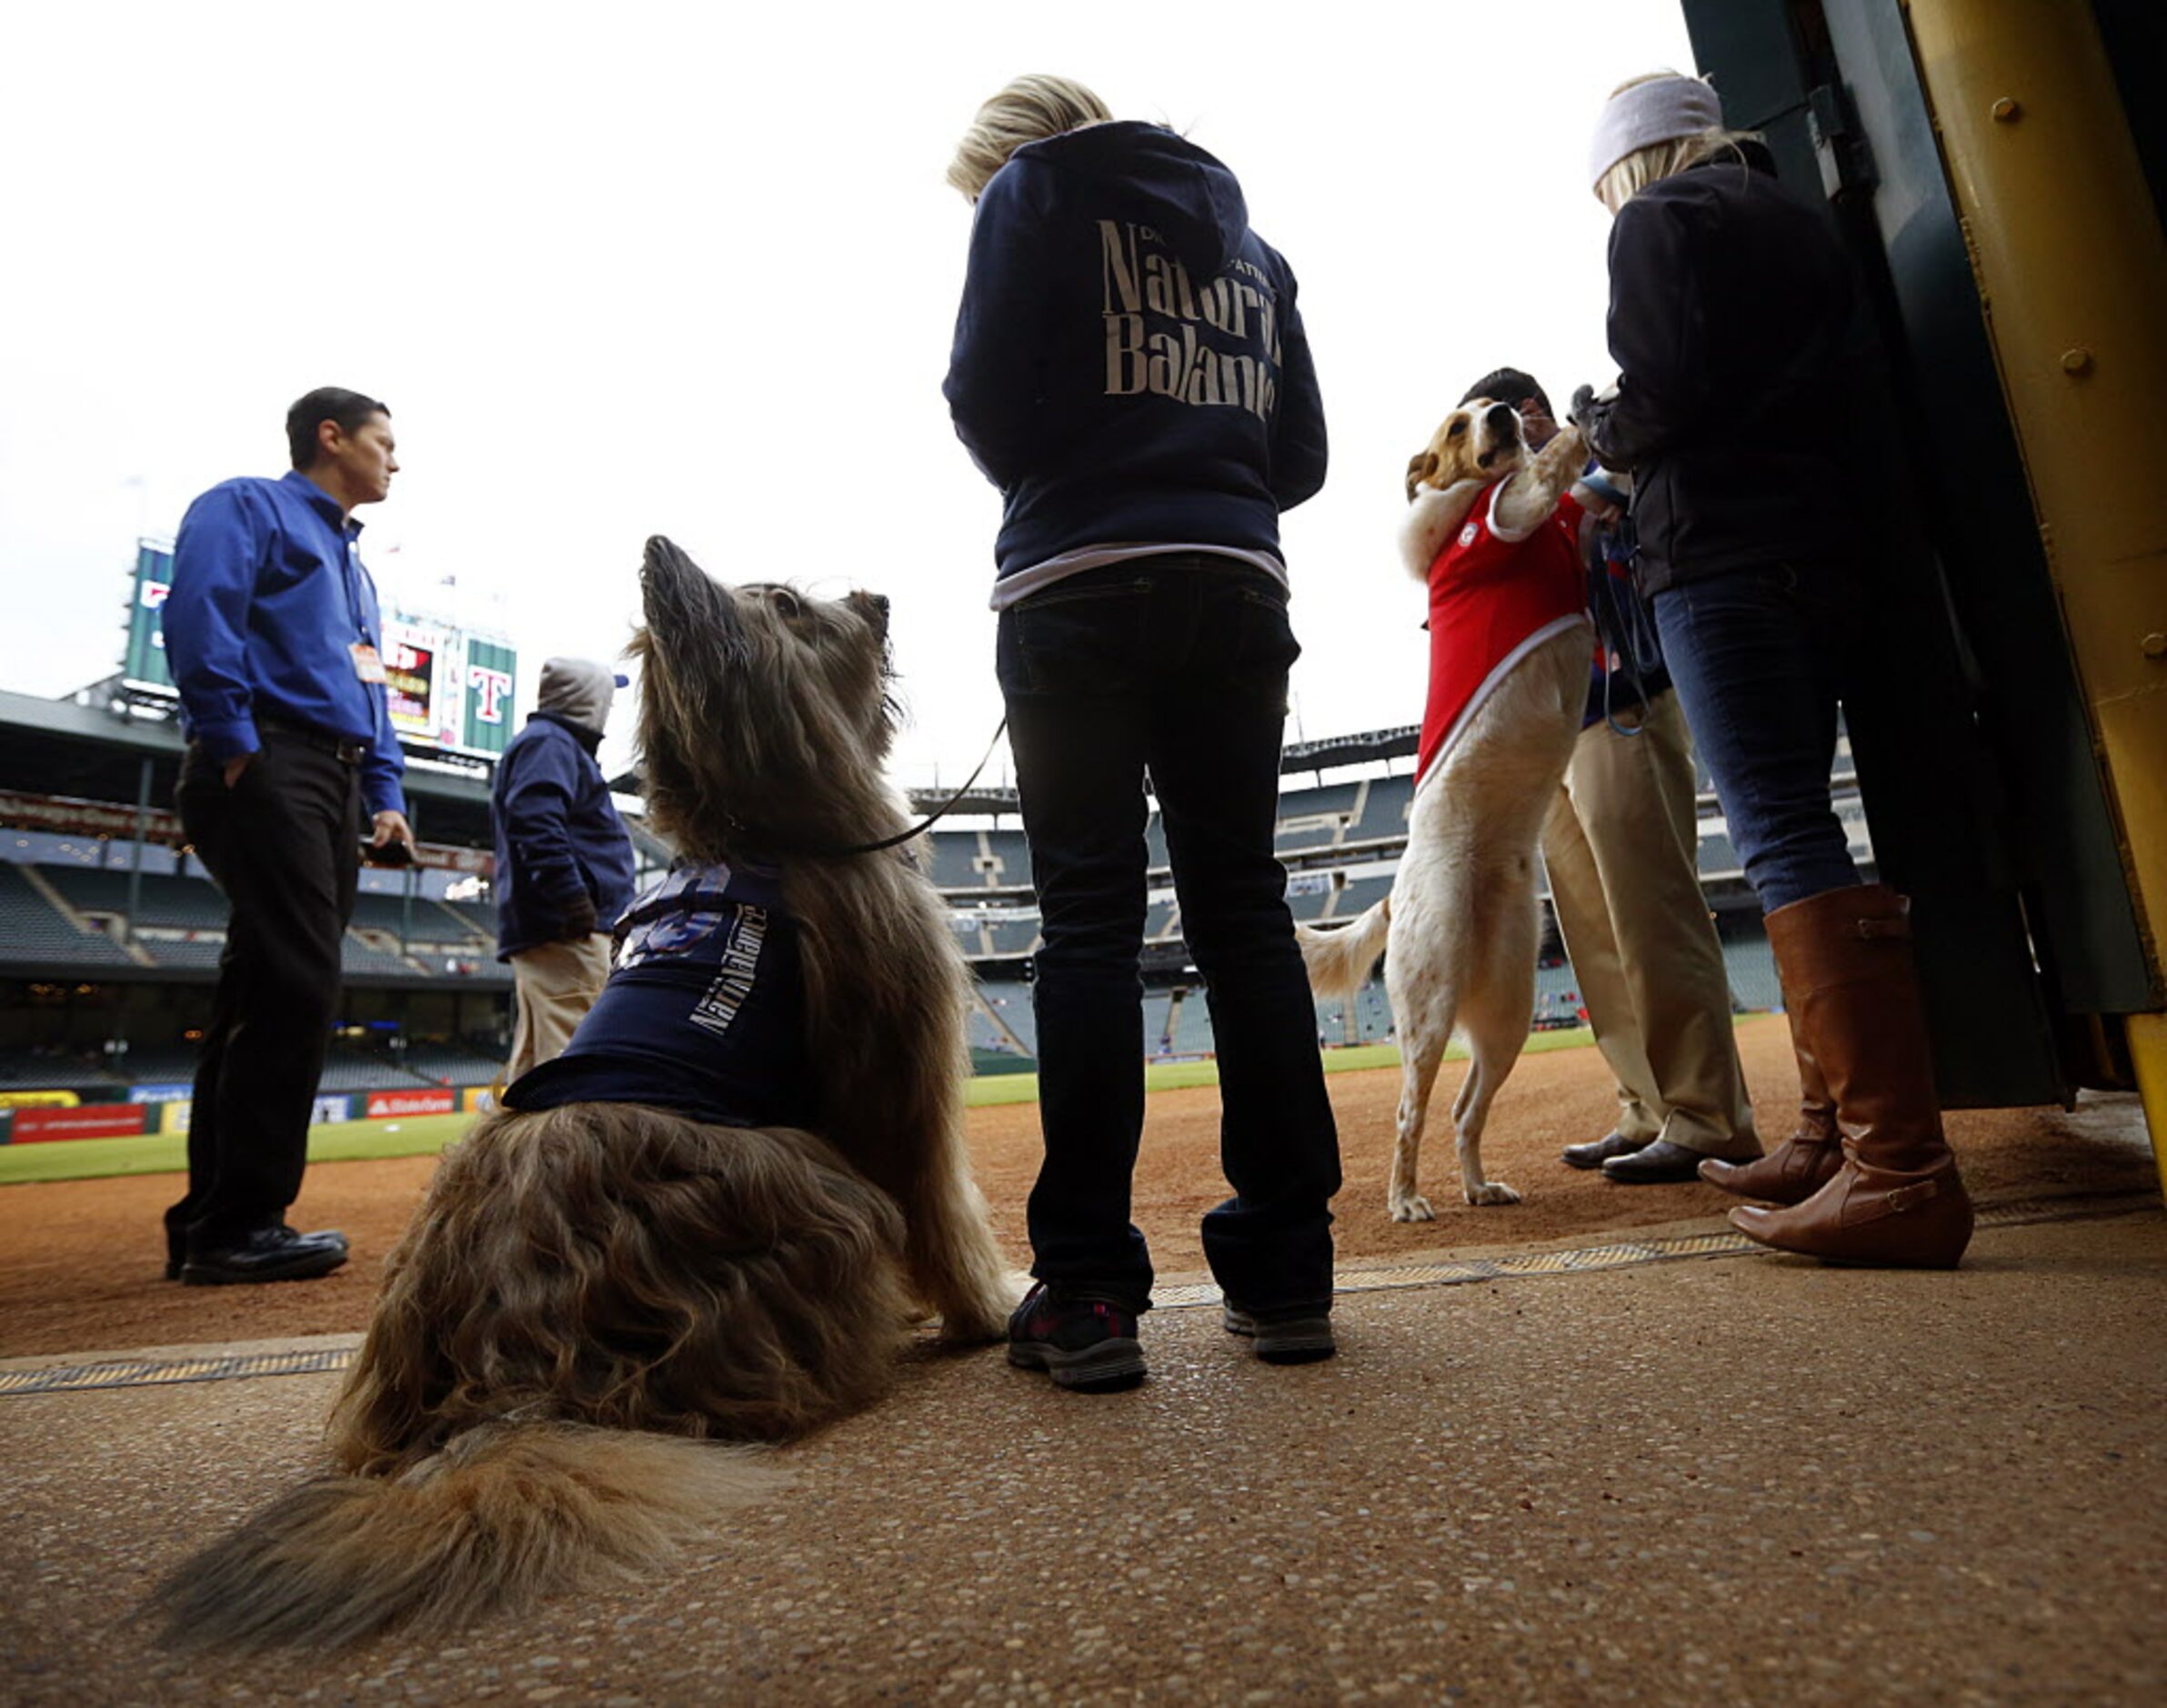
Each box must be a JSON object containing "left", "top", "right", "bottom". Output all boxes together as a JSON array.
[{"left": 1414, "top": 482, "right": 1589, "bottom": 788}]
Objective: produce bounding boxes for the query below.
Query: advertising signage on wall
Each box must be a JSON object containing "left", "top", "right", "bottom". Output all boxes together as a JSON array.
[
  {"left": 10, "top": 1103, "right": 148, "bottom": 1142},
  {"left": 376, "top": 617, "right": 517, "bottom": 762},
  {"left": 120, "top": 542, "right": 517, "bottom": 763},
  {"left": 122, "top": 543, "right": 176, "bottom": 691},
  {"left": 365, "top": 1088, "right": 456, "bottom": 1119},
  {"left": 462, "top": 637, "right": 517, "bottom": 757},
  {"left": 367, "top": 608, "right": 519, "bottom": 762},
  {"left": 384, "top": 632, "right": 438, "bottom": 730}
]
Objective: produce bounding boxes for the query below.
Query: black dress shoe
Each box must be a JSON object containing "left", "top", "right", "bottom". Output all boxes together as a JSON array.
[
  {"left": 1603, "top": 1139, "right": 1753, "bottom": 1185},
  {"left": 180, "top": 1226, "right": 351, "bottom": 1286},
  {"left": 1561, "top": 1131, "right": 1650, "bottom": 1170}
]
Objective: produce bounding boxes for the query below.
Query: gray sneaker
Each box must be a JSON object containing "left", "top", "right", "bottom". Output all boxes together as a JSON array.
[
  {"left": 1222, "top": 1301, "right": 1336, "bottom": 1364},
  {"left": 1008, "top": 1282, "right": 1147, "bottom": 1392}
]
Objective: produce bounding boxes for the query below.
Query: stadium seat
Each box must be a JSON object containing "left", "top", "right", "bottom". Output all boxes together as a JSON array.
[
  {"left": 397, "top": 1041, "right": 510, "bottom": 1085},
  {"left": 1170, "top": 990, "right": 1216, "bottom": 1055},
  {"left": 136, "top": 937, "right": 227, "bottom": 970},
  {"left": 41, "top": 865, "right": 228, "bottom": 932},
  {"left": 0, "top": 866, "right": 137, "bottom": 967},
  {"left": 1329, "top": 876, "right": 1392, "bottom": 920},
  {"left": 986, "top": 918, "right": 1039, "bottom": 958},
  {"left": 445, "top": 900, "right": 499, "bottom": 939},
  {"left": 1721, "top": 935, "right": 1783, "bottom": 1011},
  {"left": 1144, "top": 817, "right": 1170, "bottom": 875},
  {"left": 980, "top": 829, "right": 1031, "bottom": 889},
  {"left": 1274, "top": 781, "right": 1361, "bottom": 854},
  {"left": 927, "top": 831, "right": 985, "bottom": 889},
  {"left": 976, "top": 981, "right": 1037, "bottom": 1055},
  {"left": 1286, "top": 882, "right": 1334, "bottom": 922},
  {"left": 1347, "top": 775, "right": 1415, "bottom": 844},
  {"left": 342, "top": 934, "right": 426, "bottom": 978},
  {"left": 0, "top": 1048, "right": 122, "bottom": 1090},
  {"left": 110, "top": 1044, "right": 201, "bottom": 1083},
  {"left": 1697, "top": 831, "right": 1743, "bottom": 879}
]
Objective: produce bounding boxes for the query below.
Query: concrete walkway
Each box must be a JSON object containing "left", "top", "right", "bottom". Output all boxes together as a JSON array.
[{"left": 3, "top": 1203, "right": 2162, "bottom": 1704}]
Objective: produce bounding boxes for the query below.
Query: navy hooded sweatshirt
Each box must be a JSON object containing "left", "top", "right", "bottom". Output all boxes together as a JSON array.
[
  {"left": 943, "top": 121, "right": 1327, "bottom": 595},
  {"left": 489, "top": 659, "right": 637, "bottom": 959}
]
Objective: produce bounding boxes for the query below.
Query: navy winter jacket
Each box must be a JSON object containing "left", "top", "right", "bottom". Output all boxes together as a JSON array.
[
  {"left": 1578, "top": 144, "right": 1857, "bottom": 595},
  {"left": 490, "top": 712, "right": 637, "bottom": 959},
  {"left": 944, "top": 121, "right": 1327, "bottom": 586}
]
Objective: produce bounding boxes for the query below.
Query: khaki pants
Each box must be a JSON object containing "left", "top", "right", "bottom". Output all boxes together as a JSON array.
[
  {"left": 1540, "top": 691, "right": 1759, "bottom": 1159},
  {"left": 506, "top": 935, "right": 613, "bottom": 1083}
]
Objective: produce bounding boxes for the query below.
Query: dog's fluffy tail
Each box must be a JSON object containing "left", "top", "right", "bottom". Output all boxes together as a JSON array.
[
  {"left": 154, "top": 1423, "right": 782, "bottom": 1653},
  {"left": 1296, "top": 897, "right": 1392, "bottom": 1000}
]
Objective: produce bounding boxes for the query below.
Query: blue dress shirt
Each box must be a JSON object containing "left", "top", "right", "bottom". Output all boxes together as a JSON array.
[{"left": 162, "top": 469, "right": 406, "bottom": 817}]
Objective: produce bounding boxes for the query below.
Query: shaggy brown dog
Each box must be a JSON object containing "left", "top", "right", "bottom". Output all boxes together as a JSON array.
[{"left": 155, "top": 538, "right": 1015, "bottom": 1649}]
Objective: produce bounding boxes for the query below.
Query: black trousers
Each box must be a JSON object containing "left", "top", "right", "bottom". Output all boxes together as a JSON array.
[
  {"left": 167, "top": 729, "right": 360, "bottom": 1249},
  {"left": 996, "top": 557, "right": 1341, "bottom": 1314}
]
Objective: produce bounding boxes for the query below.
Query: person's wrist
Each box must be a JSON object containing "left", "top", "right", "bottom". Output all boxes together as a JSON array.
[{"left": 197, "top": 718, "right": 260, "bottom": 764}]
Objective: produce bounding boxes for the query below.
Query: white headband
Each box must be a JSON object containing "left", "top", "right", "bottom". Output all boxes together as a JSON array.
[{"left": 1588, "top": 75, "right": 1725, "bottom": 190}]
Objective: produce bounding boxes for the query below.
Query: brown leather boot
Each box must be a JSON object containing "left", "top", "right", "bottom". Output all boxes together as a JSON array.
[
  {"left": 1699, "top": 1010, "right": 1840, "bottom": 1205},
  {"left": 1730, "top": 885, "right": 1973, "bottom": 1269}
]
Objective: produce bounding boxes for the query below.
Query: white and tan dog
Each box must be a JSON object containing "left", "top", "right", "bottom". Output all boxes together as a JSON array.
[{"left": 1300, "top": 402, "right": 1593, "bottom": 1219}]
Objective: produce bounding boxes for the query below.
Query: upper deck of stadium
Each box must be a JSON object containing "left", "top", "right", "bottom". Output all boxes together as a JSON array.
[{"left": 0, "top": 682, "right": 1846, "bottom": 1092}]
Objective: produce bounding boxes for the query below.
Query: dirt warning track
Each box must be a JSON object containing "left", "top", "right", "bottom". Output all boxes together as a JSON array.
[{"left": 1, "top": 1016, "right": 2152, "bottom": 1359}]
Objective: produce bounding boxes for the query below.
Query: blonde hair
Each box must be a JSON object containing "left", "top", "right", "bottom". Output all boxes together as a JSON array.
[
  {"left": 1593, "top": 71, "right": 1761, "bottom": 216},
  {"left": 947, "top": 74, "right": 1113, "bottom": 202}
]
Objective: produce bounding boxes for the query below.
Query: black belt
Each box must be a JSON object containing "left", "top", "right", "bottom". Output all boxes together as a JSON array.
[{"left": 258, "top": 716, "right": 367, "bottom": 766}]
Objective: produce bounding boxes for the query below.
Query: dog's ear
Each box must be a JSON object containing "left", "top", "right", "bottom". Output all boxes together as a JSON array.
[{"left": 1405, "top": 450, "right": 1439, "bottom": 503}]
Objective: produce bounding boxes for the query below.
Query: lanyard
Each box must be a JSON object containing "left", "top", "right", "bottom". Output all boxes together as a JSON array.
[{"left": 340, "top": 534, "right": 374, "bottom": 644}]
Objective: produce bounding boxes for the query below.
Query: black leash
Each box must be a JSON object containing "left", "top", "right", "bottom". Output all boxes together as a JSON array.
[{"left": 823, "top": 717, "right": 1010, "bottom": 858}]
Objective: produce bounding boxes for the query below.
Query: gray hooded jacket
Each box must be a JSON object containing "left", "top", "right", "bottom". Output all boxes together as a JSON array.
[{"left": 489, "top": 657, "right": 637, "bottom": 958}]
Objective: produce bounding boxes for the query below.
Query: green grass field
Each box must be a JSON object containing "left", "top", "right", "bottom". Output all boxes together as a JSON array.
[
  {"left": 961, "top": 1028, "right": 1594, "bottom": 1107},
  {"left": 0, "top": 1112, "right": 477, "bottom": 1188},
  {"left": 0, "top": 1029, "right": 1597, "bottom": 1188}
]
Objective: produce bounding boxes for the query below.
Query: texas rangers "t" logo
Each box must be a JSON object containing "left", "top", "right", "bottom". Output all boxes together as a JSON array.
[{"left": 467, "top": 665, "right": 512, "bottom": 724}]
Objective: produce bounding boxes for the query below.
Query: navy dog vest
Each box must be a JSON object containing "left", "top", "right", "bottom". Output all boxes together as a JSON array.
[{"left": 505, "top": 860, "right": 818, "bottom": 1131}]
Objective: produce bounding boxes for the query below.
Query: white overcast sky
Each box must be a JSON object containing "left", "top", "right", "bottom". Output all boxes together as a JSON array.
[{"left": 0, "top": 1, "right": 1695, "bottom": 789}]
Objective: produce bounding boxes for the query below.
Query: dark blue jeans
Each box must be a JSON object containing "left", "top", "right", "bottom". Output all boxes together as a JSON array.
[
  {"left": 1651, "top": 564, "right": 1862, "bottom": 913},
  {"left": 997, "top": 557, "right": 1341, "bottom": 1314}
]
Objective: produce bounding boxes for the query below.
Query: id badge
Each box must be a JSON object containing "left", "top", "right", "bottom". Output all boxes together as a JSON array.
[{"left": 350, "top": 642, "right": 387, "bottom": 684}]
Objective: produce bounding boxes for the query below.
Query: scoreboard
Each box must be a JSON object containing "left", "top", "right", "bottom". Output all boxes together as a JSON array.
[
  {"left": 376, "top": 615, "right": 517, "bottom": 759},
  {"left": 122, "top": 542, "right": 517, "bottom": 762}
]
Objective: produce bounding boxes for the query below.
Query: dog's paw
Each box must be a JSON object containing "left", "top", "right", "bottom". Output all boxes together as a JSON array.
[
  {"left": 1389, "top": 1193, "right": 1436, "bottom": 1223},
  {"left": 1465, "top": 1181, "right": 1522, "bottom": 1207},
  {"left": 936, "top": 1302, "right": 1010, "bottom": 1345},
  {"left": 936, "top": 1277, "right": 1026, "bottom": 1345}
]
